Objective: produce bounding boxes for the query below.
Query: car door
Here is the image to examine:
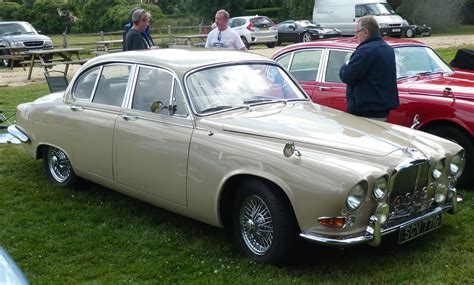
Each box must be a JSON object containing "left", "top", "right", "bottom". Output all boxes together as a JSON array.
[
  {"left": 278, "top": 22, "right": 294, "bottom": 42},
  {"left": 275, "top": 49, "right": 323, "bottom": 96},
  {"left": 114, "top": 65, "right": 192, "bottom": 206},
  {"left": 67, "top": 63, "right": 132, "bottom": 180},
  {"left": 312, "top": 49, "right": 353, "bottom": 111}
]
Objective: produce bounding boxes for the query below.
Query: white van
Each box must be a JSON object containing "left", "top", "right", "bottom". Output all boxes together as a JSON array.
[{"left": 313, "top": 0, "right": 412, "bottom": 37}]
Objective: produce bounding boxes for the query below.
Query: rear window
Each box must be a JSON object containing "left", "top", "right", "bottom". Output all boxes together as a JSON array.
[{"left": 251, "top": 17, "right": 274, "bottom": 28}]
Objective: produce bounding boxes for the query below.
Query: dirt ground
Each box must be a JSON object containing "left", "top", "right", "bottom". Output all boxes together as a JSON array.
[{"left": 1, "top": 35, "right": 473, "bottom": 87}]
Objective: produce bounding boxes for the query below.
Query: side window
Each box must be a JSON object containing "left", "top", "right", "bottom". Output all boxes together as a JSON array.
[
  {"left": 276, "top": 53, "right": 292, "bottom": 70},
  {"left": 92, "top": 65, "right": 130, "bottom": 107},
  {"left": 132, "top": 66, "right": 173, "bottom": 115},
  {"left": 325, "top": 50, "right": 352, "bottom": 83},
  {"left": 73, "top": 67, "right": 100, "bottom": 101},
  {"left": 171, "top": 80, "right": 188, "bottom": 117},
  {"left": 288, "top": 50, "right": 322, "bottom": 81}
]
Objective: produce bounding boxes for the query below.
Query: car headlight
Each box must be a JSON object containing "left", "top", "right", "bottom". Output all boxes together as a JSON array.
[
  {"left": 11, "top": 41, "right": 24, "bottom": 47},
  {"left": 402, "top": 20, "right": 409, "bottom": 26},
  {"left": 44, "top": 40, "right": 53, "bottom": 47},
  {"left": 373, "top": 176, "right": 388, "bottom": 200},
  {"left": 347, "top": 181, "right": 368, "bottom": 211},
  {"left": 449, "top": 151, "right": 465, "bottom": 178},
  {"left": 432, "top": 160, "right": 444, "bottom": 180},
  {"left": 379, "top": 23, "right": 389, "bottom": 28}
]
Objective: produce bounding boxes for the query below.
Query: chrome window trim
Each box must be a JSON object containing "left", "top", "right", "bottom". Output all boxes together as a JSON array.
[{"left": 71, "top": 65, "right": 102, "bottom": 102}]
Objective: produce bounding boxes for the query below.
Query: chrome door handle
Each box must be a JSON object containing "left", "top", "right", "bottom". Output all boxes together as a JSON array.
[
  {"left": 70, "top": 105, "right": 84, "bottom": 111},
  {"left": 319, "top": 86, "right": 333, "bottom": 91},
  {"left": 121, "top": 114, "right": 138, "bottom": 121}
]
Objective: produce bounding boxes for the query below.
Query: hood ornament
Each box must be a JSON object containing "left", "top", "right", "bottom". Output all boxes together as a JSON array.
[{"left": 283, "top": 142, "right": 302, "bottom": 158}]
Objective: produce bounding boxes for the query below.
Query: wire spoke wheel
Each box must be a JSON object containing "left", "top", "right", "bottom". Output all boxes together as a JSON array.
[
  {"left": 47, "top": 147, "right": 72, "bottom": 183},
  {"left": 239, "top": 194, "right": 274, "bottom": 255}
]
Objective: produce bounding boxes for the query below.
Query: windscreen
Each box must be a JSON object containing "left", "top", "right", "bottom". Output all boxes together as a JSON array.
[{"left": 186, "top": 63, "right": 307, "bottom": 114}]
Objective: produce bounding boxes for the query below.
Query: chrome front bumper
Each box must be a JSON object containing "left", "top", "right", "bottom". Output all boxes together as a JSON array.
[
  {"left": 7, "top": 125, "right": 30, "bottom": 143},
  {"left": 300, "top": 191, "right": 462, "bottom": 247}
]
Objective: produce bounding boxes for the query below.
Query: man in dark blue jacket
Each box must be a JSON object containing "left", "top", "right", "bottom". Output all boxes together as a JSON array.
[{"left": 339, "top": 16, "right": 399, "bottom": 121}]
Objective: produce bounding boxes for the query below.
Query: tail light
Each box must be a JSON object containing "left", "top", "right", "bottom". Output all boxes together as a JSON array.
[{"left": 247, "top": 20, "right": 254, "bottom": 31}]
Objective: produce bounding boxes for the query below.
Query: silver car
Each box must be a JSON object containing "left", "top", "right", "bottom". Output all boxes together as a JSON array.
[
  {"left": 228, "top": 15, "right": 278, "bottom": 49},
  {"left": 9, "top": 49, "right": 464, "bottom": 265}
]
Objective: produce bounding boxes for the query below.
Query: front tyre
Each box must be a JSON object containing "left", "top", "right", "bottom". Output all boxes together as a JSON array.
[
  {"left": 232, "top": 179, "right": 298, "bottom": 264},
  {"left": 43, "top": 146, "right": 77, "bottom": 187},
  {"left": 302, "top": 32, "right": 312, "bottom": 42},
  {"left": 266, "top": 42, "right": 276, "bottom": 48},
  {"left": 405, "top": 28, "right": 415, "bottom": 38}
]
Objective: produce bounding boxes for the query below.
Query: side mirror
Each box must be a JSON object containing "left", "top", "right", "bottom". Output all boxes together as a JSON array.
[
  {"left": 150, "top": 100, "right": 168, "bottom": 113},
  {"left": 289, "top": 25, "right": 295, "bottom": 30}
]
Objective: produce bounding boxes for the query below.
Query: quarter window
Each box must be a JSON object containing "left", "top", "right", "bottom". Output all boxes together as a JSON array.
[
  {"left": 276, "top": 53, "right": 291, "bottom": 70},
  {"left": 92, "top": 65, "right": 130, "bottom": 107},
  {"left": 73, "top": 67, "right": 100, "bottom": 100}
]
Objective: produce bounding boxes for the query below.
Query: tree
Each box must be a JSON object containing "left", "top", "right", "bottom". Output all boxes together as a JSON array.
[{"left": 396, "top": 0, "right": 464, "bottom": 32}]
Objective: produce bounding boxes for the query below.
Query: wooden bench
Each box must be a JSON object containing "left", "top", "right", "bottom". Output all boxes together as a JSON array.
[
  {"left": 0, "top": 53, "right": 29, "bottom": 69},
  {"left": 40, "top": 59, "right": 88, "bottom": 67}
]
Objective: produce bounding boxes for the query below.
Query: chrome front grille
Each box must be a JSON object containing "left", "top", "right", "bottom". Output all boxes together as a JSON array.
[
  {"left": 24, "top": 41, "right": 44, "bottom": 47},
  {"left": 386, "top": 160, "right": 434, "bottom": 226}
]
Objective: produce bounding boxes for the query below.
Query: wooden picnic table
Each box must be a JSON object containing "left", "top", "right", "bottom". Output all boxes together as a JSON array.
[
  {"left": 173, "top": 34, "right": 208, "bottom": 47},
  {"left": 93, "top": 39, "right": 123, "bottom": 55},
  {"left": 25, "top": 47, "right": 86, "bottom": 80},
  {"left": 0, "top": 46, "right": 29, "bottom": 69}
]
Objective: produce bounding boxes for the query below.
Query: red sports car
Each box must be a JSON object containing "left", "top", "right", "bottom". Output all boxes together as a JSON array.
[{"left": 272, "top": 38, "right": 474, "bottom": 186}]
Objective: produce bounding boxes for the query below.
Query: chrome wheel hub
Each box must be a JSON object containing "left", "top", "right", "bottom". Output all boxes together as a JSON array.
[
  {"left": 48, "top": 148, "right": 71, "bottom": 183},
  {"left": 240, "top": 195, "right": 274, "bottom": 255}
]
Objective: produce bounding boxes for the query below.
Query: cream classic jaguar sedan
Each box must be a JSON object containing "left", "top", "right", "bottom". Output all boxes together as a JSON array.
[{"left": 9, "top": 49, "right": 464, "bottom": 265}]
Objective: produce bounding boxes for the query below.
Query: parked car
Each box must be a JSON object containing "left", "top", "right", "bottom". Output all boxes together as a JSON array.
[
  {"left": 272, "top": 37, "right": 474, "bottom": 186},
  {"left": 276, "top": 20, "right": 342, "bottom": 44},
  {"left": 228, "top": 15, "right": 278, "bottom": 49},
  {"left": 0, "top": 21, "right": 53, "bottom": 67},
  {"left": 9, "top": 49, "right": 463, "bottom": 265},
  {"left": 404, "top": 24, "right": 432, "bottom": 38},
  {"left": 0, "top": 247, "right": 29, "bottom": 284}
]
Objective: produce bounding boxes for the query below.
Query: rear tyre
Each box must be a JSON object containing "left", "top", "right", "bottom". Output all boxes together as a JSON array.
[
  {"left": 405, "top": 28, "right": 415, "bottom": 38},
  {"left": 232, "top": 179, "right": 298, "bottom": 265},
  {"left": 241, "top": 36, "right": 250, "bottom": 49},
  {"left": 302, "top": 32, "right": 312, "bottom": 42},
  {"left": 43, "top": 146, "right": 77, "bottom": 187},
  {"left": 266, "top": 42, "right": 276, "bottom": 48},
  {"left": 426, "top": 126, "right": 474, "bottom": 187}
]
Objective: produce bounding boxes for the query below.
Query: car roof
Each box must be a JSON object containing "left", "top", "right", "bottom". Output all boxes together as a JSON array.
[
  {"left": 230, "top": 15, "right": 270, "bottom": 20},
  {"left": 0, "top": 21, "right": 28, "bottom": 24},
  {"left": 83, "top": 48, "right": 273, "bottom": 77},
  {"left": 272, "top": 37, "right": 429, "bottom": 58}
]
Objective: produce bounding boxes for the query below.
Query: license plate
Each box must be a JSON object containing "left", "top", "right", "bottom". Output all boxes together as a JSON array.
[
  {"left": 398, "top": 212, "right": 442, "bottom": 244},
  {"left": 392, "top": 28, "right": 401, "bottom": 32}
]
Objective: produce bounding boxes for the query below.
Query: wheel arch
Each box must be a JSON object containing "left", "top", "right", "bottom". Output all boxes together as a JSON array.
[
  {"left": 218, "top": 174, "right": 298, "bottom": 231},
  {"left": 419, "top": 119, "right": 473, "bottom": 144}
]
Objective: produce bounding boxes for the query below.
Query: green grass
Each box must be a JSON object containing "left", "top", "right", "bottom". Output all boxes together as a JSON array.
[
  {"left": 434, "top": 25, "right": 474, "bottom": 36},
  {"left": 1, "top": 46, "right": 474, "bottom": 283}
]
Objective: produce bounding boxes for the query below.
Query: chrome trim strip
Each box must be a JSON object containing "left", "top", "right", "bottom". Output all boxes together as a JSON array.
[{"left": 7, "top": 125, "right": 29, "bottom": 142}]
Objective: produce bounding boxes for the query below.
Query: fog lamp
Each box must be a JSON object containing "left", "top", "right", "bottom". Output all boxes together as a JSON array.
[
  {"left": 435, "top": 184, "right": 448, "bottom": 204},
  {"left": 318, "top": 217, "right": 346, "bottom": 228},
  {"left": 375, "top": 203, "right": 389, "bottom": 224},
  {"left": 432, "top": 160, "right": 444, "bottom": 180}
]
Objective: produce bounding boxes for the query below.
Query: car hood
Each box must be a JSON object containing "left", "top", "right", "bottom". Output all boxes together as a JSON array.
[
  {"left": 399, "top": 71, "right": 474, "bottom": 100},
  {"left": 198, "top": 102, "right": 442, "bottom": 157},
  {"left": 2, "top": 33, "right": 51, "bottom": 42}
]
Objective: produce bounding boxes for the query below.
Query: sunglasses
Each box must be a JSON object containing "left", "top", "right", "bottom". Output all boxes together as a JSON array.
[{"left": 355, "top": 28, "right": 365, "bottom": 34}]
